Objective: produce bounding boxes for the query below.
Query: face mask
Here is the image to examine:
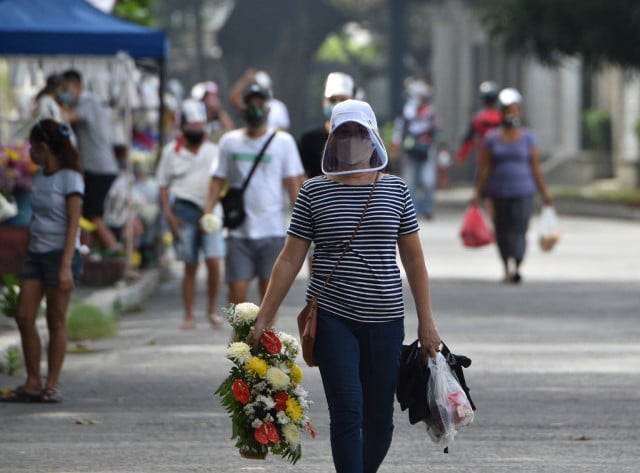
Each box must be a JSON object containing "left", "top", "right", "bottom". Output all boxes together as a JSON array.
[
  {"left": 58, "top": 91, "right": 76, "bottom": 106},
  {"left": 183, "top": 130, "right": 205, "bottom": 145},
  {"left": 323, "top": 103, "right": 335, "bottom": 120},
  {"left": 30, "top": 148, "right": 46, "bottom": 166},
  {"left": 245, "top": 107, "right": 266, "bottom": 128},
  {"left": 502, "top": 115, "right": 520, "bottom": 128},
  {"left": 335, "top": 136, "right": 375, "bottom": 167}
]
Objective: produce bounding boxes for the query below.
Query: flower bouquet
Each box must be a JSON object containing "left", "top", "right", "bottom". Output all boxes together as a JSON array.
[
  {"left": 215, "top": 302, "right": 316, "bottom": 464},
  {"left": 0, "top": 140, "right": 38, "bottom": 197}
]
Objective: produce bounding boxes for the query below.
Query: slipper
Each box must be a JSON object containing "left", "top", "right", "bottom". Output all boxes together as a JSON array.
[
  {"left": 40, "top": 387, "right": 63, "bottom": 403},
  {"left": 208, "top": 313, "right": 225, "bottom": 328},
  {"left": 0, "top": 385, "right": 43, "bottom": 403}
]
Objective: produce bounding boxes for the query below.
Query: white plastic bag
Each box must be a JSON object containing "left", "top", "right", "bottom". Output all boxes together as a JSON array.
[
  {"left": 538, "top": 205, "right": 561, "bottom": 252},
  {"left": 425, "top": 353, "right": 474, "bottom": 449}
]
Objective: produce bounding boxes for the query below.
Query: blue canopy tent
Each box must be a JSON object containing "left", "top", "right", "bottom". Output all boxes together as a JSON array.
[
  {"left": 0, "top": 0, "right": 169, "bottom": 146},
  {"left": 0, "top": 0, "right": 167, "bottom": 59}
]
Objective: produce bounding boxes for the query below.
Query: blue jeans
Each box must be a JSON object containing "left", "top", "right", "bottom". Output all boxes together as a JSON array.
[
  {"left": 314, "top": 309, "right": 404, "bottom": 473},
  {"left": 405, "top": 155, "right": 435, "bottom": 217}
]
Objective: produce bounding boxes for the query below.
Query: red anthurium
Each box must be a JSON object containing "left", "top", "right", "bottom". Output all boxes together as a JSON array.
[
  {"left": 254, "top": 421, "right": 280, "bottom": 444},
  {"left": 260, "top": 330, "right": 282, "bottom": 354},
  {"left": 232, "top": 379, "right": 250, "bottom": 404},
  {"left": 274, "top": 391, "right": 289, "bottom": 412},
  {"left": 306, "top": 421, "right": 317, "bottom": 439}
]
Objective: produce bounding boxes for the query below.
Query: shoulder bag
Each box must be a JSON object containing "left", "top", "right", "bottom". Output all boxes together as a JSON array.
[
  {"left": 221, "top": 131, "right": 277, "bottom": 229},
  {"left": 297, "top": 173, "right": 379, "bottom": 367}
]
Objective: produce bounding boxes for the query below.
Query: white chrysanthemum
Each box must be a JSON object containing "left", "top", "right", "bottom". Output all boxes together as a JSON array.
[
  {"left": 276, "top": 411, "right": 290, "bottom": 425},
  {"left": 234, "top": 302, "right": 260, "bottom": 322},
  {"left": 199, "top": 213, "right": 222, "bottom": 233},
  {"left": 265, "top": 367, "right": 290, "bottom": 390},
  {"left": 278, "top": 331, "right": 300, "bottom": 358},
  {"left": 256, "top": 395, "right": 276, "bottom": 410},
  {"left": 226, "top": 342, "right": 252, "bottom": 364},
  {"left": 281, "top": 423, "right": 300, "bottom": 447}
]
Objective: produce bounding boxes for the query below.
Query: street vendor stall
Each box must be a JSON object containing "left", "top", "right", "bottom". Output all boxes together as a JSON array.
[{"left": 0, "top": 0, "right": 168, "bottom": 281}]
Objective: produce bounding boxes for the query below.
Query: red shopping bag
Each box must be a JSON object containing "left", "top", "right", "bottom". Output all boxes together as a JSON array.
[{"left": 460, "top": 205, "right": 494, "bottom": 248}]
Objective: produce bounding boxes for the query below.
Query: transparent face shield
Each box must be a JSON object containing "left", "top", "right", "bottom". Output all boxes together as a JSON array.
[{"left": 321, "top": 122, "right": 388, "bottom": 176}]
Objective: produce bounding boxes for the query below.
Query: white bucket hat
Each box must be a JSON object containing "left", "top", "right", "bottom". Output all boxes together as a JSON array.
[
  {"left": 181, "top": 99, "right": 207, "bottom": 124},
  {"left": 321, "top": 100, "right": 388, "bottom": 175},
  {"left": 324, "top": 72, "right": 355, "bottom": 99}
]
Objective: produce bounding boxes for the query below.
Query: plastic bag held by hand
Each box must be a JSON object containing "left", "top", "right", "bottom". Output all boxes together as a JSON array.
[
  {"left": 425, "top": 353, "right": 474, "bottom": 449},
  {"left": 460, "top": 204, "right": 494, "bottom": 247},
  {"left": 538, "top": 206, "right": 560, "bottom": 251}
]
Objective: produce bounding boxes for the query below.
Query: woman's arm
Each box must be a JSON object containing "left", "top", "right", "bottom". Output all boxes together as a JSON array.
[
  {"left": 397, "top": 231, "right": 440, "bottom": 357},
  {"left": 473, "top": 145, "right": 492, "bottom": 202},
  {"left": 59, "top": 194, "right": 82, "bottom": 291},
  {"left": 529, "top": 146, "right": 553, "bottom": 205},
  {"left": 247, "top": 235, "right": 311, "bottom": 346}
]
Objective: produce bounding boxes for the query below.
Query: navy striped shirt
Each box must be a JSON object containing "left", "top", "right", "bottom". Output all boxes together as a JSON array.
[{"left": 288, "top": 174, "right": 420, "bottom": 322}]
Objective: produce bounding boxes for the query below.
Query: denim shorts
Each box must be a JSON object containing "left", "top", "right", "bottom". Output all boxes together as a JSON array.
[
  {"left": 21, "top": 249, "right": 83, "bottom": 287},
  {"left": 225, "top": 236, "right": 285, "bottom": 283},
  {"left": 172, "top": 199, "right": 225, "bottom": 265}
]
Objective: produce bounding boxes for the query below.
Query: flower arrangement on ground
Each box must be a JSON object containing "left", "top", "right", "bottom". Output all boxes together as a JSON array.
[
  {"left": 0, "top": 140, "right": 38, "bottom": 197},
  {"left": 215, "top": 302, "right": 315, "bottom": 464}
]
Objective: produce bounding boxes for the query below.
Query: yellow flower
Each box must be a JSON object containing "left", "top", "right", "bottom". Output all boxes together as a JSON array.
[
  {"left": 281, "top": 423, "right": 300, "bottom": 447},
  {"left": 289, "top": 363, "right": 303, "bottom": 385},
  {"left": 244, "top": 356, "right": 268, "bottom": 378},
  {"left": 286, "top": 398, "right": 303, "bottom": 422}
]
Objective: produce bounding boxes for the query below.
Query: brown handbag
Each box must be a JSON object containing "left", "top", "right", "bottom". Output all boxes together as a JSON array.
[{"left": 296, "top": 174, "right": 379, "bottom": 367}]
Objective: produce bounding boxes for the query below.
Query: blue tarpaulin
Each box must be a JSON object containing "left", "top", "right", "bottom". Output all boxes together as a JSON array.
[{"left": 0, "top": 0, "right": 167, "bottom": 59}]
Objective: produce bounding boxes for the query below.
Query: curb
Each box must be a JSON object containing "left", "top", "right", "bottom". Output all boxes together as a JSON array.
[{"left": 0, "top": 267, "right": 161, "bottom": 374}]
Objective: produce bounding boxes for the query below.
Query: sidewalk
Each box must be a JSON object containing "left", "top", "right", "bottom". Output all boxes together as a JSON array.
[{"left": 0, "top": 267, "right": 162, "bottom": 372}]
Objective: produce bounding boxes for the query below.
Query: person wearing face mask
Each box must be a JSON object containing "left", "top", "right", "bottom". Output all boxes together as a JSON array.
[
  {"left": 203, "top": 84, "right": 304, "bottom": 306},
  {"left": 473, "top": 88, "right": 554, "bottom": 284},
  {"left": 156, "top": 99, "right": 225, "bottom": 330},
  {"left": 1, "top": 119, "right": 83, "bottom": 404},
  {"left": 298, "top": 72, "right": 355, "bottom": 180},
  {"left": 245, "top": 100, "right": 441, "bottom": 472},
  {"left": 60, "top": 69, "right": 120, "bottom": 252}
]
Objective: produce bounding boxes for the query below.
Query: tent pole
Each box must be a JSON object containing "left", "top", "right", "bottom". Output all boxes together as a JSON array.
[{"left": 157, "top": 58, "right": 166, "bottom": 164}]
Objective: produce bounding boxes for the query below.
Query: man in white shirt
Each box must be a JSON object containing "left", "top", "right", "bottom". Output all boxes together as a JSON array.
[
  {"left": 204, "top": 84, "right": 303, "bottom": 305},
  {"left": 157, "top": 99, "right": 225, "bottom": 330}
]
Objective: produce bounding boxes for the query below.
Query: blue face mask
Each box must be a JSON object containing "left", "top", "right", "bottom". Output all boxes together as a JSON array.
[
  {"left": 58, "top": 91, "right": 76, "bottom": 106},
  {"left": 323, "top": 103, "right": 335, "bottom": 121}
]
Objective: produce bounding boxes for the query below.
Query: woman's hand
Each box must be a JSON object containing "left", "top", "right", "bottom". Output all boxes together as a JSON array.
[
  {"left": 58, "top": 267, "right": 74, "bottom": 291},
  {"left": 418, "top": 323, "right": 441, "bottom": 359},
  {"left": 166, "top": 213, "right": 183, "bottom": 239},
  {"left": 246, "top": 324, "right": 266, "bottom": 348}
]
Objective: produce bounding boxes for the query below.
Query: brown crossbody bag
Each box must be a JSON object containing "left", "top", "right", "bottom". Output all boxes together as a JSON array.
[{"left": 297, "top": 174, "right": 379, "bottom": 367}]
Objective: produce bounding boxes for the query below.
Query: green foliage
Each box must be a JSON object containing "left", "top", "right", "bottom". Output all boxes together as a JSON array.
[
  {"left": 112, "top": 0, "right": 155, "bottom": 26},
  {"left": 472, "top": 0, "right": 640, "bottom": 68},
  {"left": 66, "top": 304, "right": 117, "bottom": 341},
  {"left": 582, "top": 109, "right": 611, "bottom": 150},
  {"left": 4, "top": 346, "right": 21, "bottom": 376},
  {"left": 0, "top": 273, "right": 20, "bottom": 318}
]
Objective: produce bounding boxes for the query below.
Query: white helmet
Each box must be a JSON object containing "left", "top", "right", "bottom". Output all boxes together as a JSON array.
[{"left": 498, "top": 88, "right": 523, "bottom": 107}]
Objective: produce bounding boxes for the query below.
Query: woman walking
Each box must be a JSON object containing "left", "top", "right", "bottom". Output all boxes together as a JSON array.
[
  {"left": 1, "top": 119, "right": 84, "bottom": 403},
  {"left": 473, "top": 88, "right": 554, "bottom": 283},
  {"left": 247, "top": 100, "right": 441, "bottom": 472}
]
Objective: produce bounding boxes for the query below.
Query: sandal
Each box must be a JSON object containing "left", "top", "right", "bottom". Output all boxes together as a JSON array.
[
  {"left": 208, "top": 313, "right": 225, "bottom": 328},
  {"left": 40, "top": 387, "right": 63, "bottom": 403},
  {"left": 0, "top": 385, "right": 43, "bottom": 403}
]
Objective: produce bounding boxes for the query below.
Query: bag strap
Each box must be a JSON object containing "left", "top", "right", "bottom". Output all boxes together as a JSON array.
[
  {"left": 313, "top": 173, "right": 380, "bottom": 301},
  {"left": 240, "top": 131, "right": 277, "bottom": 194}
]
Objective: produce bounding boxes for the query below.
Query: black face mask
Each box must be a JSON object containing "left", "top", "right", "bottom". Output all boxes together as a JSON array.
[
  {"left": 244, "top": 107, "right": 266, "bottom": 128},
  {"left": 183, "top": 130, "right": 205, "bottom": 145},
  {"left": 502, "top": 115, "right": 521, "bottom": 128}
]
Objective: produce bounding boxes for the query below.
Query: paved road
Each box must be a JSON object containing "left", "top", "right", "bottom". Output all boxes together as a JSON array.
[{"left": 1, "top": 209, "right": 639, "bottom": 472}]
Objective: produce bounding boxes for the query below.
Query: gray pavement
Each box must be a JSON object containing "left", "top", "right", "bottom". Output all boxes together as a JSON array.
[{"left": 1, "top": 204, "right": 639, "bottom": 472}]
